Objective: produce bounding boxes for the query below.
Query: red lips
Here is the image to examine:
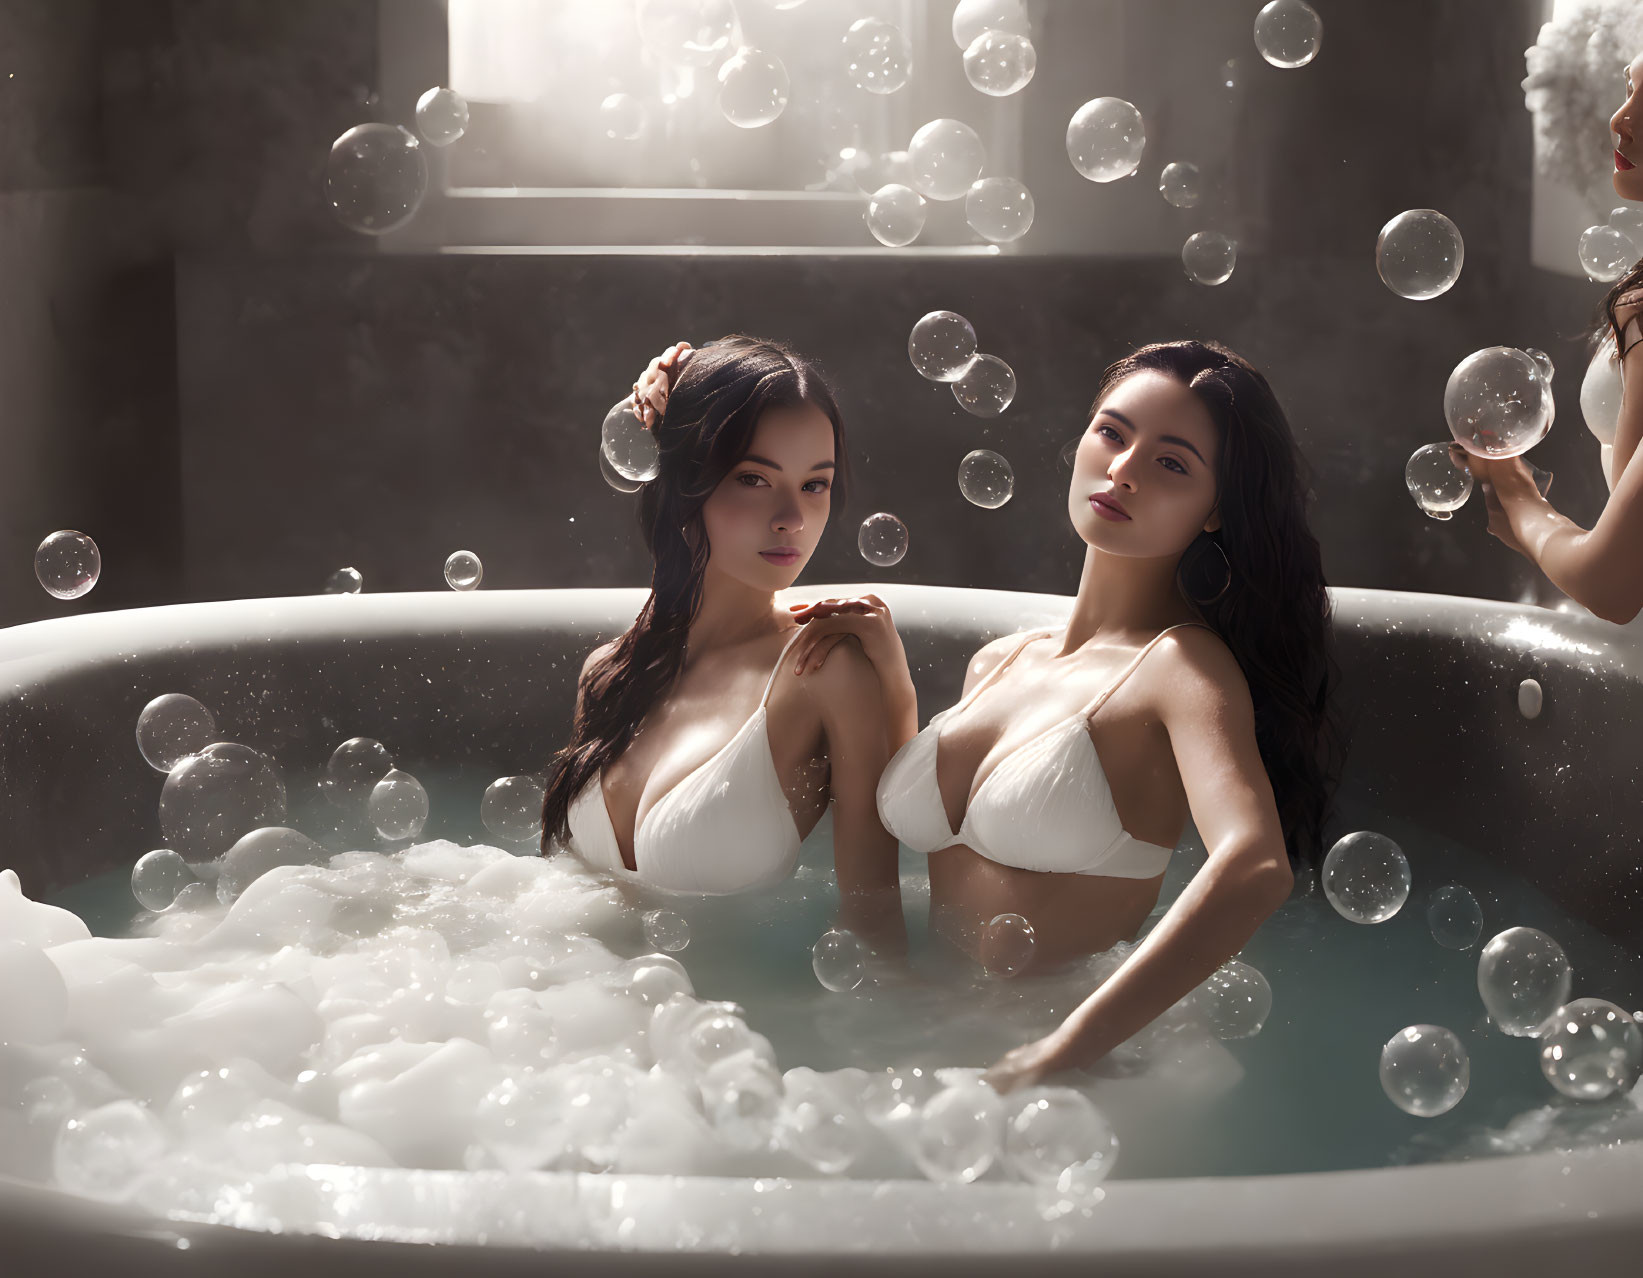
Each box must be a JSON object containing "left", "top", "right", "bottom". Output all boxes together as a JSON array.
[{"left": 1617, "top": 149, "right": 1635, "bottom": 172}]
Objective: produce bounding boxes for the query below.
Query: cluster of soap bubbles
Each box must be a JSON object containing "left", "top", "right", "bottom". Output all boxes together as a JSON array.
[
  {"left": 1404, "top": 442, "right": 1474, "bottom": 520},
  {"left": 1577, "top": 205, "right": 1643, "bottom": 282},
  {"left": 35, "top": 530, "right": 100, "bottom": 600},
  {"left": 909, "top": 309, "right": 1016, "bottom": 417},
  {"left": 1445, "top": 346, "right": 1555, "bottom": 458}
]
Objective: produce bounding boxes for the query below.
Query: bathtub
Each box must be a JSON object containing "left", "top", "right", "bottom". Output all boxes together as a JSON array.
[{"left": 0, "top": 583, "right": 1639, "bottom": 1275}]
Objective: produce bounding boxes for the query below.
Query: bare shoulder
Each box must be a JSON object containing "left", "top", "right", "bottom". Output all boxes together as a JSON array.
[
  {"left": 796, "top": 634, "right": 882, "bottom": 714},
  {"left": 962, "top": 629, "right": 1040, "bottom": 695},
  {"left": 1148, "top": 624, "right": 1252, "bottom": 715}
]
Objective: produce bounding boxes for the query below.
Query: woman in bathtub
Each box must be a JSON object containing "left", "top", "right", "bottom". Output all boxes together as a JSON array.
[
  {"left": 539, "top": 336, "right": 907, "bottom": 954},
  {"left": 1454, "top": 49, "right": 1643, "bottom": 623},
  {"left": 636, "top": 337, "right": 1342, "bottom": 1091}
]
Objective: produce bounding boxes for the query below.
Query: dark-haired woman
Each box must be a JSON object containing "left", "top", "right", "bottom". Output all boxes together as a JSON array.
[
  {"left": 1453, "top": 51, "right": 1643, "bottom": 624},
  {"left": 786, "top": 340, "right": 1342, "bottom": 1090},
  {"left": 539, "top": 336, "right": 909, "bottom": 953}
]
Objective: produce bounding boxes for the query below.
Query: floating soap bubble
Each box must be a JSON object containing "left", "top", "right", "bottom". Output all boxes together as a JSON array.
[
  {"left": 600, "top": 93, "right": 647, "bottom": 141},
  {"left": 323, "top": 566, "right": 363, "bottom": 594},
  {"left": 325, "top": 123, "right": 427, "bottom": 235},
  {"left": 636, "top": 0, "right": 735, "bottom": 67},
  {"left": 1197, "top": 958, "right": 1273, "bottom": 1039},
  {"left": 1579, "top": 224, "right": 1634, "bottom": 282},
  {"left": 34, "top": 529, "right": 100, "bottom": 599},
  {"left": 1427, "top": 885, "right": 1483, "bottom": 950},
  {"left": 136, "top": 693, "right": 217, "bottom": 773},
  {"left": 1004, "top": 1088, "right": 1118, "bottom": 1186},
  {"left": 952, "top": 0, "right": 1030, "bottom": 50},
  {"left": 958, "top": 450, "right": 1015, "bottom": 510},
  {"left": 414, "top": 86, "right": 468, "bottom": 146},
  {"left": 369, "top": 768, "right": 430, "bottom": 840},
  {"left": 482, "top": 775, "right": 547, "bottom": 843},
  {"left": 159, "top": 742, "right": 288, "bottom": 861},
  {"left": 842, "top": 18, "right": 911, "bottom": 95},
  {"left": 909, "top": 119, "right": 985, "bottom": 201},
  {"left": 965, "top": 176, "right": 1034, "bottom": 243},
  {"left": 54, "top": 1100, "right": 169, "bottom": 1200},
  {"left": 1253, "top": 0, "right": 1322, "bottom": 68},
  {"left": 812, "top": 928, "right": 867, "bottom": 991},
  {"left": 1376, "top": 209, "right": 1464, "bottom": 300},
  {"left": 1159, "top": 161, "right": 1202, "bottom": 208},
  {"left": 913, "top": 1082, "right": 1005, "bottom": 1183},
  {"left": 1321, "top": 831, "right": 1410, "bottom": 924},
  {"left": 979, "top": 911, "right": 1034, "bottom": 973},
  {"left": 0, "top": 938, "right": 69, "bottom": 1044},
  {"left": 775, "top": 1089, "right": 864, "bottom": 1173},
  {"left": 952, "top": 353, "right": 1016, "bottom": 416},
  {"left": 643, "top": 909, "right": 691, "bottom": 953},
  {"left": 865, "top": 183, "right": 926, "bottom": 247},
  {"left": 1182, "top": 232, "right": 1237, "bottom": 285},
  {"left": 963, "top": 30, "right": 1036, "bottom": 96},
  {"left": 1404, "top": 442, "right": 1473, "bottom": 521},
  {"left": 1538, "top": 998, "right": 1643, "bottom": 1100},
  {"left": 1477, "top": 926, "right": 1572, "bottom": 1037},
  {"left": 130, "top": 848, "right": 195, "bottom": 912},
  {"left": 718, "top": 47, "right": 789, "bottom": 128},
  {"left": 908, "top": 310, "right": 977, "bottom": 381},
  {"left": 444, "top": 549, "right": 483, "bottom": 591},
  {"left": 217, "top": 826, "right": 326, "bottom": 903},
  {"left": 1379, "top": 1024, "right": 1469, "bottom": 1117},
  {"left": 323, "top": 737, "right": 394, "bottom": 809},
  {"left": 599, "top": 448, "right": 645, "bottom": 494},
  {"left": 601, "top": 396, "right": 661, "bottom": 481},
  {"left": 1444, "top": 347, "right": 1554, "bottom": 458},
  {"left": 1066, "top": 97, "right": 1145, "bottom": 183},
  {"left": 1517, "top": 677, "right": 1543, "bottom": 720},
  {"left": 858, "top": 512, "right": 909, "bottom": 567},
  {"left": 1609, "top": 205, "right": 1643, "bottom": 244}
]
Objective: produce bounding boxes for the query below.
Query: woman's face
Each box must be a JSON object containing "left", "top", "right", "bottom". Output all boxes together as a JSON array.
[
  {"left": 1611, "top": 52, "right": 1643, "bottom": 201},
  {"left": 1067, "top": 369, "right": 1221, "bottom": 560},
  {"left": 700, "top": 401, "right": 836, "bottom": 592}
]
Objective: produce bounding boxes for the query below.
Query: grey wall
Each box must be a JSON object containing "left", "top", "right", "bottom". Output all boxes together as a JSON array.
[{"left": 0, "top": 0, "right": 1618, "bottom": 625}]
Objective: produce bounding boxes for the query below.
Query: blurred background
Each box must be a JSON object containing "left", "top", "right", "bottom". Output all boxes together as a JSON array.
[{"left": 0, "top": 0, "right": 1630, "bottom": 628}]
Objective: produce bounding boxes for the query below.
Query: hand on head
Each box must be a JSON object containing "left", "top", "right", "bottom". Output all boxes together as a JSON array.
[{"left": 631, "top": 342, "right": 695, "bottom": 429}]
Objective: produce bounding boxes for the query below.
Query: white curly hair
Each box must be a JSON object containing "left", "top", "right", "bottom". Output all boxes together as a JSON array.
[{"left": 1525, "top": 0, "right": 1643, "bottom": 214}]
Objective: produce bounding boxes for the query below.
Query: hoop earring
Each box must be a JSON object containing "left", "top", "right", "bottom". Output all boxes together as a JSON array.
[{"left": 1180, "top": 537, "right": 1232, "bottom": 606}]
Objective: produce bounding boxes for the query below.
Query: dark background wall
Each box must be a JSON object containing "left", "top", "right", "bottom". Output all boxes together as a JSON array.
[{"left": 0, "top": 0, "right": 1613, "bottom": 628}]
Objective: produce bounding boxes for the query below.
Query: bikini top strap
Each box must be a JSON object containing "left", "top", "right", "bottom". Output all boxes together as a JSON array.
[
  {"left": 758, "top": 626, "right": 811, "bottom": 709},
  {"left": 1080, "top": 622, "right": 1217, "bottom": 718},
  {"left": 952, "top": 627, "right": 1058, "bottom": 713}
]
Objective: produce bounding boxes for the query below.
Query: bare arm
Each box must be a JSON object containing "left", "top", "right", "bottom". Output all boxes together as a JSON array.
[{"left": 985, "top": 629, "right": 1294, "bottom": 1088}]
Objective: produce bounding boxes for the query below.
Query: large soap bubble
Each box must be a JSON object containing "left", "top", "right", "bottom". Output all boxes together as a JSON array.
[
  {"left": 842, "top": 18, "right": 911, "bottom": 95},
  {"left": 1321, "top": 831, "right": 1410, "bottom": 924},
  {"left": 136, "top": 693, "right": 217, "bottom": 773},
  {"left": 914, "top": 1082, "right": 1005, "bottom": 1183},
  {"left": 1537, "top": 998, "right": 1643, "bottom": 1100},
  {"left": 1005, "top": 1088, "right": 1118, "bottom": 1187},
  {"left": 1579, "top": 224, "right": 1634, "bottom": 282},
  {"left": 965, "top": 176, "right": 1034, "bottom": 243},
  {"left": 1182, "top": 232, "right": 1237, "bottom": 285},
  {"left": 1404, "top": 442, "right": 1473, "bottom": 520},
  {"left": 1426, "top": 884, "right": 1484, "bottom": 950},
  {"left": 482, "top": 775, "right": 547, "bottom": 843},
  {"left": 812, "top": 928, "right": 867, "bottom": 991},
  {"left": 952, "top": 0, "right": 1030, "bottom": 50},
  {"left": 1477, "top": 926, "right": 1572, "bottom": 1037},
  {"left": 602, "top": 396, "right": 661, "bottom": 481},
  {"left": 979, "top": 910, "right": 1034, "bottom": 973},
  {"left": 323, "top": 737, "right": 393, "bottom": 809},
  {"left": 1159, "top": 161, "right": 1202, "bottom": 208},
  {"left": 963, "top": 30, "right": 1035, "bottom": 96},
  {"left": 415, "top": 87, "right": 469, "bottom": 146},
  {"left": 444, "top": 550, "right": 483, "bottom": 590},
  {"left": 636, "top": 0, "right": 734, "bottom": 67},
  {"left": 1444, "top": 347, "right": 1553, "bottom": 458},
  {"left": 1379, "top": 1024, "right": 1469, "bottom": 1117},
  {"left": 35, "top": 530, "right": 100, "bottom": 599},
  {"left": 718, "top": 47, "right": 789, "bottom": 128},
  {"left": 865, "top": 183, "right": 927, "bottom": 247},
  {"left": 1253, "top": 0, "right": 1322, "bottom": 69},
  {"left": 1066, "top": 98, "right": 1145, "bottom": 183},
  {"left": 325, "top": 123, "right": 427, "bottom": 235},
  {"left": 959, "top": 450, "right": 1015, "bottom": 509},
  {"left": 858, "top": 512, "right": 909, "bottom": 567},
  {"left": 217, "top": 826, "right": 327, "bottom": 903},
  {"left": 130, "top": 848, "right": 195, "bottom": 912},
  {"left": 1376, "top": 209, "right": 1464, "bottom": 300},
  {"left": 952, "top": 353, "right": 1016, "bottom": 416},
  {"left": 909, "top": 119, "right": 985, "bottom": 201},
  {"left": 159, "top": 742, "right": 288, "bottom": 861},
  {"left": 369, "top": 768, "right": 429, "bottom": 840},
  {"left": 1197, "top": 958, "right": 1273, "bottom": 1039},
  {"left": 909, "top": 310, "right": 977, "bottom": 381},
  {"left": 600, "top": 93, "right": 647, "bottom": 142}
]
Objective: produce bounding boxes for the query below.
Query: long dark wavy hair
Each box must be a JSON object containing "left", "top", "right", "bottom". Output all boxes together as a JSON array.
[
  {"left": 539, "top": 335, "right": 848, "bottom": 851},
  {"left": 1594, "top": 256, "right": 1643, "bottom": 359},
  {"left": 1091, "top": 340, "right": 1344, "bottom": 873}
]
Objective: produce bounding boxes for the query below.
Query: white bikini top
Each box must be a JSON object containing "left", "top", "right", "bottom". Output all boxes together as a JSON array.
[
  {"left": 876, "top": 624, "right": 1209, "bottom": 880},
  {"left": 1581, "top": 319, "right": 1641, "bottom": 492},
  {"left": 564, "top": 628, "right": 805, "bottom": 896}
]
